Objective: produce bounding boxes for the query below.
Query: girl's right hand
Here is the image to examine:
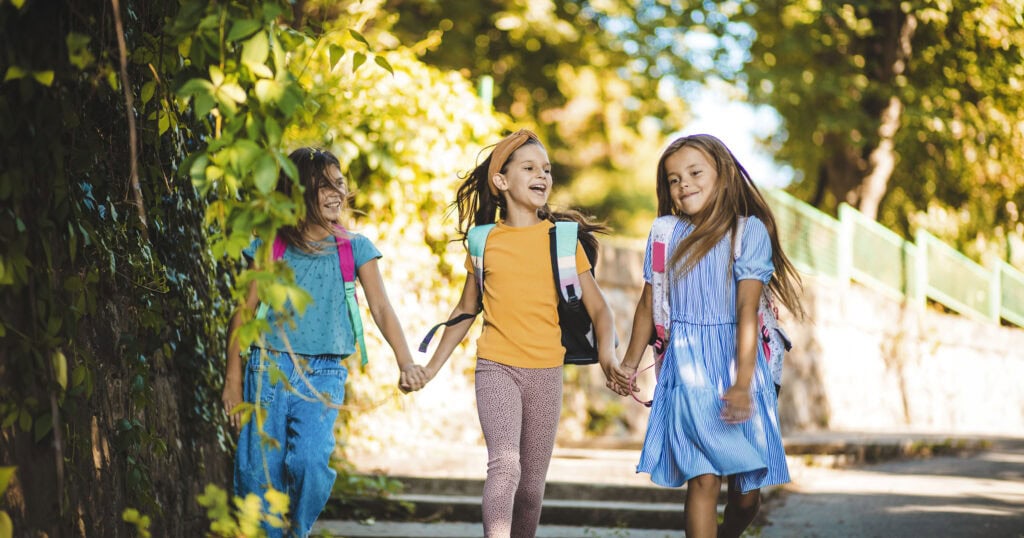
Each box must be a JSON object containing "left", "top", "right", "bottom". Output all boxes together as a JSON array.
[
  {"left": 611, "top": 362, "right": 638, "bottom": 394},
  {"left": 222, "top": 377, "right": 243, "bottom": 430},
  {"left": 399, "top": 363, "right": 428, "bottom": 393}
]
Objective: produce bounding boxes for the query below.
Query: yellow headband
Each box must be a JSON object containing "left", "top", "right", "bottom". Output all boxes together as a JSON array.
[{"left": 487, "top": 129, "right": 541, "bottom": 196}]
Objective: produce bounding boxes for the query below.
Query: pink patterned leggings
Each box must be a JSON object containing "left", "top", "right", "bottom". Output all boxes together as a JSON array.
[{"left": 475, "top": 358, "right": 563, "bottom": 538}]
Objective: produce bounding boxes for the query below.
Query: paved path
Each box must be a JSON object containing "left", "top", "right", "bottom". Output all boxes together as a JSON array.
[{"left": 760, "top": 440, "right": 1024, "bottom": 537}]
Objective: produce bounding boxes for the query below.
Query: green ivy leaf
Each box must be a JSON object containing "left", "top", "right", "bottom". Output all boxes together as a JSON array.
[
  {"left": 252, "top": 153, "right": 278, "bottom": 194},
  {"left": 33, "top": 413, "right": 53, "bottom": 442},
  {"left": 242, "top": 32, "right": 271, "bottom": 78},
  {"left": 328, "top": 44, "right": 345, "bottom": 69},
  {"left": 3, "top": 66, "right": 27, "bottom": 82},
  {"left": 373, "top": 55, "right": 393, "bottom": 75},
  {"left": 140, "top": 81, "right": 155, "bottom": 106},
  {"left": 348, "top": 29, "right": 370, "bottom": 47},
  {"left": 352, "top": 52, "right": 366, "bottom": 72},
  {"left": 52, "top": 350, "right": 68, "bottom": 390},
  {"left": 66, "top": 32, "right": 95, "bottom": 70},
  {"left": 0, "top": 511, "right": 10, "bottom": 538},
  {"left": 0, "top": 467, "right": 14, "bottom": 494},
  {"left": 226, "top": 19, "right": 261, "bottom": 42}
]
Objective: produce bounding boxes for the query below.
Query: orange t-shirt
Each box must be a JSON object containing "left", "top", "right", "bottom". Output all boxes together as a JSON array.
[{"left": 464, "top": 220, "right": 592, "bottom": 368}]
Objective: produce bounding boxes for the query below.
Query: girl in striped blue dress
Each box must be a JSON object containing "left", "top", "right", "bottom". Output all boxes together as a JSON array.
[{"left": 613, "top": 134, "right": 805, "bottom": 538}]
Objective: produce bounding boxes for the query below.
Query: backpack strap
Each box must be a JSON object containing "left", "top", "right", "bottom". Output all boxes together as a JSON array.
[
  {"left": 417, "top": 224, "right": 493, "bottom": 352},
  {"left": 550, "top": 221, "right": 583, "bottom": 308},
  {"left": 334, "top": 228, "right": 368, "bottom": 366},
  {"left": 649, "top": 216, "right": 678, "bottom": 361}
]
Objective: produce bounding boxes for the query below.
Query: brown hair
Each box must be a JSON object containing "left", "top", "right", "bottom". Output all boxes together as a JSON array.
[
  {"left": 276, "top": 147, "right": 351, "bottom": 253},
  {"left": 454, "top": 135, "right": 609, "bottom": 260},
  {"left": 657, "top": 134, "right": 804, "bottom": 318}
]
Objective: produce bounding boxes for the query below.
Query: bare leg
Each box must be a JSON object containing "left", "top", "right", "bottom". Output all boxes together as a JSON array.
[
  {"left": 718, "top": 476, "right": 761, "bottom": 538},
  {"left": 685, "top": 474, "right": 722, "bottom": 538}
]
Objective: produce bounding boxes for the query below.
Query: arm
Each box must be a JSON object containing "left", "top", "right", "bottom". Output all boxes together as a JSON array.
[
  {"left": 423, "top": 276, "right": 480, "bottom": 381},
  {"left": 223, "top": 276, "right": 260, "bottom": 429},
  {"left": 357, "top": 258, "right": 427, "bottom": 392},
  {"left": 722, "top": 278, "right": 762, "bottom": 423},
  {"left": 579, "top": 272, "right": 630, "bottom": 396},
  {"left": 613, "top": 282, "right": 654, "bottom": 392}
]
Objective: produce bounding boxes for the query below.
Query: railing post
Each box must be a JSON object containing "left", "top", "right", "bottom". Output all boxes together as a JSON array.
[
  {"left": 991, "top": 264, "right": 1002, "bottom": 323},
  {"left": 912, "top": 229, "right": 929, "bottom": 307},
  {"left": 837, "top": 203, "right": 855, "bottom": 285},
  {"left": 477, "top": 75, "right": 494, "bottom": 110}
]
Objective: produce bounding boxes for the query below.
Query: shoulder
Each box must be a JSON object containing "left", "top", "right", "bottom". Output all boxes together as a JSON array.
[{"left": 741, "top": 215, "right": 770, "bottom": 242}]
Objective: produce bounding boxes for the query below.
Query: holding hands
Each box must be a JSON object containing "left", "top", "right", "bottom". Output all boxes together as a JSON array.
[
  {"left": 398, "top": 362, "right": 429, "bottom": 393},
  {"left": 600, "top": 357, "right": 635, "bottom": 397}
]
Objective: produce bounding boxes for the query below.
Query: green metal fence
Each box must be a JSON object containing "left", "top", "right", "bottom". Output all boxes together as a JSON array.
[{"left": 762, "top": 189, "right": 1024, "bottom": 328}]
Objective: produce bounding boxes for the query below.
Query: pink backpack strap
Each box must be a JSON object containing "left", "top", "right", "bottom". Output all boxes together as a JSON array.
[
  {"left": 271, "top": 236, "right": 287, "bottom": 260},
  {"left": 334, "top": 226, "right": 366, "bottom": 365}
]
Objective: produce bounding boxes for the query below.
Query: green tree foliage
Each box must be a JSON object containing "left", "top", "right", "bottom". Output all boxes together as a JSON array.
[
  {"left": 1, "top": 0, "right": 508, "bottom": 534},
  {"left": 376, "top": 0, "right": 695, "bottom": 235},
  {"left": 688, "top": 0, "right": 1024, "bottom": 264}
]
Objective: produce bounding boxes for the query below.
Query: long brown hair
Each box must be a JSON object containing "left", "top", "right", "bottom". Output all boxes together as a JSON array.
[
  {"left": 276, "top": 147, "right": 351, "bottom": 253},
  {"left": 454, "top": 138, "right": 609, "bottom": 260},
  {"left": 657, "top": 134, "right": 804, "bottom": 318}
]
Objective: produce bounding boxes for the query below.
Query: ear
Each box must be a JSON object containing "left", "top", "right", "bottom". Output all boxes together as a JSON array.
[{"left": 491, "top": 173, "right": 509, "bottom": 193}]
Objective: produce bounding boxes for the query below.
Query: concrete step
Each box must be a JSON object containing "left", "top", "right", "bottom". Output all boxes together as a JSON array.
[
  {"left": 322, "top": 476, "right": 741, "bottom": 530},
  {"left": 314, "top": 520, "right": 683, "bottom": 537},
  {"left": 390, "top": 475, "right": 686, "bottom": 503}
]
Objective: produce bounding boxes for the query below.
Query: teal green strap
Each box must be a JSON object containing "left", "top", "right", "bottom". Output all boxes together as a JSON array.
[{"left": 345, "top": 281, "right": 368, "bottom": 366}]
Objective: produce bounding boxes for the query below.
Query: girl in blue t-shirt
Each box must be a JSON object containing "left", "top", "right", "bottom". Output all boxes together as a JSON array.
[
  {"left": 613, "top": 134, "right": 805, "bottom": 538},
  {"left": 221, "top": 147, "right": 428, "bottom": 537}
]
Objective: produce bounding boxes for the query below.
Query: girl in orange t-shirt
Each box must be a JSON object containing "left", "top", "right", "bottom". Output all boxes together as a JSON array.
[{"left": 421, "top": 130, "right": 628, "bottom": 537}]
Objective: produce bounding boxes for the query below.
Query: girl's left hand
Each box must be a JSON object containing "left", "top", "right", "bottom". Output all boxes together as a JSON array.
[
  {"left": 721, "top": 385, "right": 752, "bottom": 424},
  {"left": 399, "top": 364, "right": 428, "bottom": 393}
]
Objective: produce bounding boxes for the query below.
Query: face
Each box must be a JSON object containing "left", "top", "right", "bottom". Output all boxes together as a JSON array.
[
  {"left": 316, "top": 165, "right": 347, "bottom": 222},
  {"left": 663, "top": 146, "right": 719, "bottom": 216},
  {"left": 494, "top": 143, "right": 552, "bottom": 212}
]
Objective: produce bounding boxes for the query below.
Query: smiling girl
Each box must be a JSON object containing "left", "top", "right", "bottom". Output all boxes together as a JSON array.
[
  {"left": 612, "top": 134, "right": 804, "bottom": 538},
  {"left": 420, "top": 130, "right": 626, "bottom": 538},
  {"left": 222, "top": 147, "right": 427, "bottom": 537}
]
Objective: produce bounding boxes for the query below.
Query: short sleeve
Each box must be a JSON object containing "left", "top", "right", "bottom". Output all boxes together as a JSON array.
[
  {"left": 642, "top": 229, "right": 655, "bottom": 284},
  {"left": 575, "top": 240, "right": 592, "bottom": 274},
  {"left": 242, "top": 237, "right": 263, "bottom": 262},
  {"left": 734, "top": 216, "right": 774, "bottom": 283},
  {"left": 350, "top": 234, "right": 382, "bottom": 270}
]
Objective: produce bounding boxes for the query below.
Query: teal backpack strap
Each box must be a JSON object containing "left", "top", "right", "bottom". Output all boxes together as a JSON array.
[
  {"left": 552, "top": 221, "right": 582, "bottom": 307},
  {"left": 334, "top": 228, "right": 368, "bottom": 366},
  {"left": 418, "top": 224, "right": 493, "bottom": 353},
  {"left": 466, "top": 224, "right": 495, "bottom": 300},
  {"left": 255, "top": 236, "right": 288, "bottom": 320}
]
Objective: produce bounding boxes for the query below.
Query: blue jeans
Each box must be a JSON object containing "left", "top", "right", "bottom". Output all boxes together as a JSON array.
[{"left": 234, "top": 348, "right": 348, "bottom": 538}]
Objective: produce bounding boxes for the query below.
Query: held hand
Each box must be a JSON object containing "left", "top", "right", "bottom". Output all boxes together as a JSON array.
[
  {"left": 222, "top": 377, "right": 244, "bottom": 430},
  {"left": 611, "top": 362, "right": 638, "bottom": 394},
  {"left": 399, "top": 363, "right": 428, "bottom": 393},
  {"left": 721, "top": 385, "right": 752, "bottom": 424},
  {"left": 600, "top": 358, "right": 632, "bottom": 397}
]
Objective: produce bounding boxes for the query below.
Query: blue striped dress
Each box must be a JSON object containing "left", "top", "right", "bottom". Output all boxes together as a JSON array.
[{"left": 636, "top": 215, "right": 790, "bottom": 493}]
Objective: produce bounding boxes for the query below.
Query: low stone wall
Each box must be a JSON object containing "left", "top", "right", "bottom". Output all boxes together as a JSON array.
[
  {"left": 594, "top": 241, "right": 1024, "bottom": 437},
  {"left": 342, "top": 237, "right": 1024, "bottom": 462}
]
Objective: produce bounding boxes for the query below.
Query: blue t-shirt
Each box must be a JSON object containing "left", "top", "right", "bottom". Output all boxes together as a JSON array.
[{"left": 243, "top": 233, "right": 381, "bottom": 356}]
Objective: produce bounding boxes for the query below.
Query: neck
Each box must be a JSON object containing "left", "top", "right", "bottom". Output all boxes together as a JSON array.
[
  {"left": 301, "top": 223, "right": 334, "bottom": 242},
  {"left": 501, "top": 206, "right": 543, "bottom": 227}
]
